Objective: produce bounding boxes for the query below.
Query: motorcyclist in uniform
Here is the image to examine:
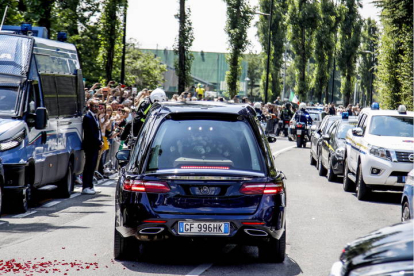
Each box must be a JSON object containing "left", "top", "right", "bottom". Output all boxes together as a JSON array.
[
  {"left": 295, "top": 103, "right": 313, "bottom": 126},
  {"left": 277, "top": 103, "right": 294, "bottom": 137},
  {"left": 120, "top": 88, "right": 167, "bottom": 148}
]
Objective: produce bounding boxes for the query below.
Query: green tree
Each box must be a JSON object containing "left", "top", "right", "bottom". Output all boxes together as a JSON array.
[
  {"left": 287, "top": 0, "right": 318, "bottom": 102},
  {"left": 374, "top": 0, "right": 413, "bottom": 109},
  {"left": 97, "top": 0, "right": 126, "bottom": 83},
  {"left": 1, "top": 1, "right": 23, "bottom": 25},
  {"left": 313, "top": 0, "right": 338, "bottom": 104},
  {"left": 337, "top": 0, "right": 362, "bottom": 106},
  {"left": 357, "top": 18, "right": 378, "bottom": 106},
  {"left": 125, "top": 40, "right": 167, "bottom": 90},
  {"left": 257, "top": 0, "right": 287, "bottom": 102},
  {"left": 224, "top": 0, "right": 253, "bottom": 98},
  {"left": 245, "top": 52, "right": 262, "bottom": 97},
  {"left": 174, "top": 0, "right": 194, "bottom": 93}
]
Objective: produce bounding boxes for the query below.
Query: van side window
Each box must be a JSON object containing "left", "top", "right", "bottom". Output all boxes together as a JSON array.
[{"left": 40, "top": 75, "right": 59, "bottom": 117}]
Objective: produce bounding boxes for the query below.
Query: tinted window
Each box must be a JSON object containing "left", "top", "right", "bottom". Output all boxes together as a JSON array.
[
  {"left": 146, "top": 120, "right": 264, "bottom": 172},
  {"left": 370, "top": 116, "right": 413, "bottom": 137},
  {"left": 337, "top": 122, "right": 357, "bottom": 139}
]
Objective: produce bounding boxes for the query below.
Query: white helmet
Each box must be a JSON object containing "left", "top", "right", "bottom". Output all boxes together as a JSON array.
[
  {"left": 299, "top": 103, "right": 306, "bottom": 110},
  {"left": 254, "top": 102, "right": 261, "bottom": 109},
  {"left": 150, "top": 88, "right": 166, "bottom": 103}
]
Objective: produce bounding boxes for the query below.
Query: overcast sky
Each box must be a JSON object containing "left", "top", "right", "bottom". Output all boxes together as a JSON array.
[{"left": 126, "top": 0, "right": 381, "bottom": 53}]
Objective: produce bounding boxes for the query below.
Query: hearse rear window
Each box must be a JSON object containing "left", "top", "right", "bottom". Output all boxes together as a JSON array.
[{"left": 146, "top": 119, "right": 265, "bottom": 173}]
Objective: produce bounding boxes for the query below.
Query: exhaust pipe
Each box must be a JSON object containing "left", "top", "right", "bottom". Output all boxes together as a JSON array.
[
  {"left": 139, "top": 227, "right": 164, "bottom": 235},
  {"left": 244, "top": 229, "right": 268, "bottom": 237}
]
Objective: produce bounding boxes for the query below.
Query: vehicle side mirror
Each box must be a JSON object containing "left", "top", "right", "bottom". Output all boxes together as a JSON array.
[
  {"left": 311, "top": 125, "right": 317, "bottom": 132},
  {"left": 35, "top": 107, "right": 47, "bottom": 130},
  {"left": 322, "top": 134, "right": 330, "bottom": 141},
  {"left": 267, "top": 134, "right": 277, "bottom": 143},
  {"left": 352, "top": 127, "right": 363, "bottom": 137},
  {"left": 116, "top": 149, "right": 131, "bottom": 166}
]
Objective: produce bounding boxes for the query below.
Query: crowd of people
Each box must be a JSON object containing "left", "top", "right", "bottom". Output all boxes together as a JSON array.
[{"left": 79, "top": 80, "right": 365, "bottom": 194}]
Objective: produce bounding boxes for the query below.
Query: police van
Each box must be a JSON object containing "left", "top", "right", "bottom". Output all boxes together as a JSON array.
[
  {"left": 0, "top": 25, "right": 85, "bottom": 213},
  {"left": 344, "top": 105, "right": 414, "bottom": 200}
]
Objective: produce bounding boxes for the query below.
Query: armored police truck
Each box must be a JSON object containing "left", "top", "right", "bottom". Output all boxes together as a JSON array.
[{"left": 0, "top": 25, "right": 85, "bottom": 213}]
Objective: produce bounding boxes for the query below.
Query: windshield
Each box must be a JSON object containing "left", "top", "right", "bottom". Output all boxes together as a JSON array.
[
  {"left": 370, "top": 116, "right": 413, "bottom": 137},
  {"left": 0, "top": 86, "right": 18, "bottom": 114},
  {"left": 337, "top": 122, "right": 357, "bottom": 139},
  {"left": 146, "top": 119, "right": 265, "bottom": 173}
]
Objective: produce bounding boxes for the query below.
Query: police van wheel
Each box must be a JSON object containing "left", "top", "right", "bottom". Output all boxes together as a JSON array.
[
  {"left": 15, "top": 184, "right": 32, "bottom": 214},
  {"left": 58, "top": 163, "right": 74, "bottom": 198}
]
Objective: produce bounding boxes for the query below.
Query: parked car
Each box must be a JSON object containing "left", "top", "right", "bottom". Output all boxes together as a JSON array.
[
  {"left": 401, "top": 169, "right": 414, "bottom": 221},
  {"left": 309, "top": 115, "right": 341, "bottom": 167},
  {"left": 318, "top": 118, "right": 357, "bottom": 181},
  {"left": 329, "top": 220, "right": 413, "bottom": 276},
  {"left": 343, "top": 106, "right": 414, "bottom": 200},
  {"left": 114, "top": 102, "right": 286, "bottom": 263}
]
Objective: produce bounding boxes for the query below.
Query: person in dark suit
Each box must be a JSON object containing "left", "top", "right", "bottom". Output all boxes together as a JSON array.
[{"left": 82, "top": 100, "right": 103, "bottom": 194}]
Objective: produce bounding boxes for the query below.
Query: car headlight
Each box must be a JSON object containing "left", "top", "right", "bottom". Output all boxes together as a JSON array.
[
  {"left": 0, "top": 130, "right": 26, "bottom": 152},
  {"left": 335, "top": 148, "right": 345, "bottom": 159},
  {"left": 369, "top": 145, "right": 391, "bottom": 161},
  {"left": 349, "top": 260, "right": 413, "bottom": 276}
]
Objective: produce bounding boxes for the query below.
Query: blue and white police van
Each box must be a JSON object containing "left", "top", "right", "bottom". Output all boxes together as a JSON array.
[{"left": 0, "top": 24, "right": 85, "bottom": 213}]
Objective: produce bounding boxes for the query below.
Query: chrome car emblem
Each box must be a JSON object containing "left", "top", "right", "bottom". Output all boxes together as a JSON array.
[
  {"left": 409, "top": 154, "right": 414, "bottom": 162},
  {"left": 200, "top": 186, "right": 210, "bottom": 195}
]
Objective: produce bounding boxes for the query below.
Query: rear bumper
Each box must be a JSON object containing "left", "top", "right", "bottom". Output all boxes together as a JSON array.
[
  {"left": 116, "top": 218, "right": 286, "bottom": 244},
  {"left": 116, "top": 193, "right": 286, "bottom": 243}
]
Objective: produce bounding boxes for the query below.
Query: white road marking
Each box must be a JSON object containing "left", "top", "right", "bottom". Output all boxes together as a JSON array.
[
  {"left": 41, "top": 201, "right": 61, "bottom": 208},
  {"left": 12, "top": 211, "right": 37, "bottom": 218},
  {"left": 273, "top": 145, "right": 296, "bottom": 158},
  {"left": 186, "top": 244, "right": 235, "bottom": 276},
  {"left": 70, "top": 193, "right": 81, "bottom": 199},
  {"left": 102, "top": 181, "right": 112, "bottom": 186},
  {"left": 186, "top": 263, "right": 213, "bottom": 276}
]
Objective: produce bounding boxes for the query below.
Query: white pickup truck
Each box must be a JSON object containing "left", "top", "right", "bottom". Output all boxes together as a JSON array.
[{"left": 343, "top": 106, "right": 414, "bottom": 200}]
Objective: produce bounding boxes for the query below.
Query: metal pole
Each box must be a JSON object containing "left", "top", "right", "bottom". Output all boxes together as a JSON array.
[
  {"left": 264, "top": 0, "right": 274, "bottom": 104},
  {"left": 120, "top": 3, "right": 127, "bottom": 84},
  {"left": 0, "top": 5, "right": 8, "bottom": 31},
  {"left": 282, "top": 48, "right": 286, "bottom": 101}
]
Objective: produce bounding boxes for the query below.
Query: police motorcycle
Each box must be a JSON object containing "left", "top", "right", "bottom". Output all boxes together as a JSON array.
[{"left": 294, "top": 103, "right": 313, "bottom": 148}]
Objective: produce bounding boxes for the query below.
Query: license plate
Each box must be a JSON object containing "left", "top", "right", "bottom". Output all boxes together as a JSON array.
[
  {"left": 285, "top": 124, "right": 289, "bottom": 128},
  {"left": 297, "top": 129, "right": 302, "bottom": 135},
  {"left": 178, "top": 222, "right": 230, "bottom": 235}
]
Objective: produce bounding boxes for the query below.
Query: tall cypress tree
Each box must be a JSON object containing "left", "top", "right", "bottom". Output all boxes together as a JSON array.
[
  {"left": 174, "top": 0, "right": 194, "bottom": 93},
  {"left": 224, "top": 0, "right": 253, "bottom": 98},
  {"left": 337, "top": 0, "right": 362, "bottom": 106}
]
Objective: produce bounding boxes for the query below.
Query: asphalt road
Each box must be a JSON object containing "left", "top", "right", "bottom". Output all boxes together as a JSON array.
[{"left": 0, "top": 137, "right": 402, "bottom": 276}]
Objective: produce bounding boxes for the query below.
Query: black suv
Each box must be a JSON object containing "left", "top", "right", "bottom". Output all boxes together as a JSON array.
[{"left": 114, "top": 102, "right": 286, "bottom": 262}]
